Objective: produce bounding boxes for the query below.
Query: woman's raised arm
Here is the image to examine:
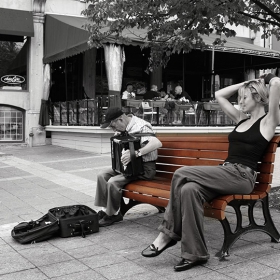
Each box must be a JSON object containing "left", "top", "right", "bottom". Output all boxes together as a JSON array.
[{"left": 215, "top": 82, "right": 247, "bottom": 123}]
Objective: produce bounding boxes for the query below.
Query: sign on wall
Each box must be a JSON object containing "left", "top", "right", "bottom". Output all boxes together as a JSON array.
[{"left": 1, "top": 75, "right": 25, "bottom": 85}]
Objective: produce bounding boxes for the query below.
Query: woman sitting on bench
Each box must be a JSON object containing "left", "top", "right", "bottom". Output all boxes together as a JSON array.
[{"left": 141, "top": 74, "right": 280, "bottom": 271}]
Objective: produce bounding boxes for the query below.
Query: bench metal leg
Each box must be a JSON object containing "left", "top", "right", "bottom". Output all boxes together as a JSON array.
[
  {"left": 216, "top": 195, "right": 280, "bottom": 260},
  {"left": 120, "top": 198, "right": 166, "bottom": 216}
]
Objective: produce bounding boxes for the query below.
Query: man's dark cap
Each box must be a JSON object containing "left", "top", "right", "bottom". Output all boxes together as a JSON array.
[{"left": 100, "top": 107, "right": 123, "bottom": 128}]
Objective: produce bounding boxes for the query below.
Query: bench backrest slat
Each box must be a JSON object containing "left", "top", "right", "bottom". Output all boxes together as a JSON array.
[
  {"left": 159, "top": 142, "right": 229, "bottom": 150},
  {"left": 159, "top": 149, "right": 228, "bottom": 160},
  {"left": 157, "top": 157, "right": 224, "bottom": 167}
]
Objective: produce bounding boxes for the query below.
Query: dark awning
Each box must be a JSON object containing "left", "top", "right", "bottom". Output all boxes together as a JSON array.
[
  {"left": 201, "top": 33, "right": 280, "bottom": 59},
  {"left": 0, "top": 8, "right": 34, "bottom": 38},
  {"left": 44, "top": 14, "right": 90, "bottom": 63},
  {"left": 43, "top": 14, "right": 280, "bottom": 68},
  {"left": 43, "top": 14, "right": 147, "bottom": 63}
]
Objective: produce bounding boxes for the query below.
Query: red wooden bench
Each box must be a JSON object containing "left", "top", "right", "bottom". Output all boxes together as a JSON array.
[{"left": 120, "top": 134, "right": 280, "bottom": 259}]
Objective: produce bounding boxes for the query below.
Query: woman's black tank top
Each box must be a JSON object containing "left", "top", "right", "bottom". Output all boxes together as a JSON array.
[{"left": 225, "top": 115, "right": 268, "bottom": 171}]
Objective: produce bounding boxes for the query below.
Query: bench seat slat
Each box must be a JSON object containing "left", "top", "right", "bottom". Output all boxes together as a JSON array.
[
  {"left": 208, "top": 199, "right": 228, "bottom": 210},
  {"left": 124, "top": 185, "right": 170, "bottom": 199},
  {"left": 251, "top": 191, "right": 266, "bottom": 199},
  {"left": 126, "top": 180, "right": 171, "bottom": 190},
  {"left": 155, "top": 172, "right": 173, "bottom": 179},
  {"left": 204, "top": 208, "right": 225, "bottom": 220},
  {"left": 211, "top": 194, "right": 235, "bottom": 203},
  {"left": 123, "top": 191, "right": 168, "bottom": 208}
]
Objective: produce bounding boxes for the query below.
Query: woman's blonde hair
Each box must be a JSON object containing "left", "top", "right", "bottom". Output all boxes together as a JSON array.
[{"left": 238, "top": 79, "right": 269, "bottom": 105}]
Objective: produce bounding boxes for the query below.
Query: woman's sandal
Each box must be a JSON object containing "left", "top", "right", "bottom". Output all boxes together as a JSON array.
[{"left": 141, "top": 239, "right": 177, "bottom": 257}]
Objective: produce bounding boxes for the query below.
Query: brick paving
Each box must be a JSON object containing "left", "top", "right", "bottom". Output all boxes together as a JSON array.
[{"left": 0, "top": 144, "right": 279, "bottom": 280}]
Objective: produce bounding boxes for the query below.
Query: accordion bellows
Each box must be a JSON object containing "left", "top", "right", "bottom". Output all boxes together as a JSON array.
[{"left": 110, "top": 133, "right": 144, "bottom": 177}]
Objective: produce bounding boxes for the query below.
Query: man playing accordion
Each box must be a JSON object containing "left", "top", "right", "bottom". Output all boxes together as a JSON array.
[{"left": 95, "top": 107, "right": 162, "bottom": 227}]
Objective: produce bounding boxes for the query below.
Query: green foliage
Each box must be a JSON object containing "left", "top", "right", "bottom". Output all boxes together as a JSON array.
[{"left": 82, "top": 0, "right": 280, "bottom": 69}]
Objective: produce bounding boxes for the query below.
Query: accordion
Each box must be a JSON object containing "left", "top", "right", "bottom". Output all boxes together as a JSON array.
[{"left": 110, "top": 133, "right": 144, "bottom": 177}]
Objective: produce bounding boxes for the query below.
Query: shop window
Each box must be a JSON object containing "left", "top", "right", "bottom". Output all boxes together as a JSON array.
[
  {"left": 0, "top": 40, "right": 27, "bottom": 91},
  {"left": 0, "top": 106, "right": 24, "bottom": 141}
]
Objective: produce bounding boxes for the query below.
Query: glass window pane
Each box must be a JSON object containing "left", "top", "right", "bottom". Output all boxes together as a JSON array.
[
  {"left": 0, "top": 106, "right": 23, "bottom": 141},
  {"left": 0, "top": 41, "right": 28, "bottom": 91}
]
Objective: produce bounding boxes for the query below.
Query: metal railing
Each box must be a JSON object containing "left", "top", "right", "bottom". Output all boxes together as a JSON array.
[
  {"left": 48, "top": 98, "right": 235, "bottom": 127},
  {"left": 49, "top": 97, "right": 107, "bottom": 126}
]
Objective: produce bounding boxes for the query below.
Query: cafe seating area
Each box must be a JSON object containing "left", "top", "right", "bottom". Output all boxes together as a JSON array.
[
  {"left": 49, "top": 97, "right": 236, "bottom": 127},
  {"left": 122, "top": 99, "right": 235, "bottom": 126}
]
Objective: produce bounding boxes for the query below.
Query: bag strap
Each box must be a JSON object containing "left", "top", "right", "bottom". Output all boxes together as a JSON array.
[{"left": 79, "top": 220, "right": 87, "bottom": 238}]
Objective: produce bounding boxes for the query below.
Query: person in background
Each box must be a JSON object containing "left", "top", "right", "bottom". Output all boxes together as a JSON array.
[
  {"left": 143, "top": 85, "right": 161, "bottom": 100},
  {"left": 159, "top": 88, "right": 173, "bottom": 100},
  {"left": 157, "top": 88, "right": 170, "bottom": 124},
  {"left": 95, "top": 107, "right": 162, "bottom": 227},
  {"left": 141, "top": 74, "right": 280, "bottom": 271},
  {"left": 122, "top": 83, "right": 136, "bottom": 100},
  {"left": 173, "top": 85, "right": 193, "bottom": 103},
  {"left": 173, "top": 85, "right": 194, "bottom": 124},
  {"left": 136, "top": 86, "right": 147, "bottom": 99}
]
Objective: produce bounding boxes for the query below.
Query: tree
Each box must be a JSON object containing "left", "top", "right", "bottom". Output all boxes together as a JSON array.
[{"left": 82, "top": 0, "right": 280, "bottom": 70}]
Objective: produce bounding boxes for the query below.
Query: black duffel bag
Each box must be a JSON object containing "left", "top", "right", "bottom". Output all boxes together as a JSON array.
[
  {"left": 48, "top": 205, "right": 99, "bottom": 238},
  {"left": 11, "top": 213, "right": 59, "bottom": 244}
]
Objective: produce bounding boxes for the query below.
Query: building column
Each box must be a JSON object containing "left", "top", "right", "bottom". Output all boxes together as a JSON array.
[{"left": 26, "top": 0, "right": 46, "bottom": 146}]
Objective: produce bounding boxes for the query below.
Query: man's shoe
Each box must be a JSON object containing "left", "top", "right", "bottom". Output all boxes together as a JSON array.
[
  {"left": 174, "top": 258, "right": 207, "bottom": 272},
  {"left": 98, "top": 210, "right": 107, "bottom": 220},
  {"left": 141, "top": 239, "right": 177, "bottom": 257},
  {"left": 99, "top": 212, "right": 123, "bottom": 227}
]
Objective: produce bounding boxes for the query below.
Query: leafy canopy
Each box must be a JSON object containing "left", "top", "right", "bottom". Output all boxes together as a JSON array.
[{"left": 82, "top": 0, "right": 280, "bottom": 70}]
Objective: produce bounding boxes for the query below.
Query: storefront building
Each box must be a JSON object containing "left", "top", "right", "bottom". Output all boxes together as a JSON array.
[
  {"left": 0, "top": 0, "right": 89, "bottom": 146},
  {"left": 0, "top": 3, "right": 34, "bottom": 143},
  {"left": 1, "top": 0, "right": 280, "bottom": 152}
]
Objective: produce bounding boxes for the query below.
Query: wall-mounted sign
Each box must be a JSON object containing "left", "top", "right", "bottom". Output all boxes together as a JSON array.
[{"left": 1, "top": 75, "right": 25, "bottom": 85}]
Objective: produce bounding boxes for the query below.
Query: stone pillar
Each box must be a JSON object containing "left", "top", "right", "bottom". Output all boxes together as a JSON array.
[
  {"left": 26, "top": 0, "right": 46, "bottom": 146},
  {"left": 150, "top": 67, "right": 162, "bottom": 89}
]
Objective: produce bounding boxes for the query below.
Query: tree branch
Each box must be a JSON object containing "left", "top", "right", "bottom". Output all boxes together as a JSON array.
[
  {"left": 249, "top": 0, "right": 280, "bottom": 23},
  {"left": 238, "top": 10, "right": 280, "bottom": 28}
]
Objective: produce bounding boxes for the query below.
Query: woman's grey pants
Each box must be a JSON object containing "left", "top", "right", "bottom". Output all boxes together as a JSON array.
[
  {"left": 158, "top": 164, "right": 256, "bottom": 262},
  {"left": 94, "top": 161, "right": 156, "bottom": 216}
]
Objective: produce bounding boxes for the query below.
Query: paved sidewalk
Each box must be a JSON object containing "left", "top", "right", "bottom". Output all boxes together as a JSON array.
[{"left": 0, "top": 144, "right": 280, "bottom": 280}]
